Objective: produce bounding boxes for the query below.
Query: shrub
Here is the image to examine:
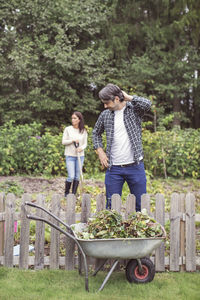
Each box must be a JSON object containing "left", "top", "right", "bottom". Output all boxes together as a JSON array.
[
  {"left": 142, "top": 127, "right": 200, "bottom": 178},
  {"left": 0, "top": 122, "right": 199, "bottom": 178}
]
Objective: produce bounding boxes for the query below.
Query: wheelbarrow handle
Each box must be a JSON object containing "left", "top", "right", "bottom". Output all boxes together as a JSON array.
[
  {"left": 25, "top": 202, "right": 89, "bottom": 292},
  {"left": 25, "top": 201, "right": 72, "bottom": 231},
  {"left": 26, "top": 214, "right": 76, "bottom": 241},
  {"left": 160, "top": 224, "right": 167, "bottom": 239}
]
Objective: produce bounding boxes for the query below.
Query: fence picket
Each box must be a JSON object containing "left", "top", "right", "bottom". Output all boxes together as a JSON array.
[
  {"left": 141, "top": 194, "right": 151, "bottom": 215},
  {"left": 65, "top": 194, "right": 76, "bottom": 270},
  {"left": 170, "top": 193, "right": 180, "bottom": 271},
  {"left": 96, "top": 193, "right": 106, "bottom": 212},
  {"left": 0, "top": 193, "right": 5, "bottom": 256},
  {"left": 50, "top": 194, "right": 61, "bottom": 269},
  {"left": 19, "top": 194, "right": 31, "bottom": 269},
  {"left": 125, "top": 194, "right": 136, "bottom": 219},
  {"left": 111, "top": 194, "right": 121, "bottom": 212},
  {"left": 81, "top": 194, "right": 91, "bottom": 223},
  {"left": 4, "top": 193, "right": 15, "bottom": 267},
  {"left": 79, "top": 194, "right": 91, "bottom": 272},
  {"left": 0, "top": 192, "right": 198, "bottom": 272},
  {"left": 185, "top": 193, "right": 196, "bottom": 271},
  {"left": 155, "top": 193, "right": 165, "bottom": 271},
  {"left": 95, "top": 193, "right": 106, "bottom": 270},
  {"left": 179, "top": 194, "right": 185, "bottom": 271},
  {"left": 34, "top": 194, "right": 45, "bottom": 270}
]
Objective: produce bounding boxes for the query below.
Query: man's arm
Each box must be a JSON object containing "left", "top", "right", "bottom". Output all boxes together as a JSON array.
[
  {"left": 122, "top": 90, "right": 151, "bottom": 115},
  {"left": 122, "top": 91, "right": 133, "bottom": 102},
  {"left": 96, "top": 147, "right": 109, "bottom": 168},
  {"left": 92, "top": 112, "right": 109, "bottom": 168}
]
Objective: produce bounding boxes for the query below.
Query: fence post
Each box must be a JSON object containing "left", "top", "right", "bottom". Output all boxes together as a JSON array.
[
  {"left": 170, "top": 193, "right": 180, "bottom": 271},
  {"left": 185, "top": 193, "right": 196, "bottom": 271},
  {"left": 65, "top": 194, "right": 76, "bottom": 270},
  {"left": 155, "top": 193, "right": 165, "bottom": 271},
  {"left": 19, "top": 194, "right": 31, "bottom": 269},
  {"left": 34, "top": 194, "right": 45, "bottom": 270},
  {"left": 50, "top": 194, "right": 61, "bottom": 269},
  {"left": 0, "top": 193, "right": 5, "bottom": 257},
  {"left": 4, "top": 193, "right": 15, "bottom": 267}
]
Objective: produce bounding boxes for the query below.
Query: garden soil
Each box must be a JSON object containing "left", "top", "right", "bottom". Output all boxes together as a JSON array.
[{"left": 0, "top": 176, "right": 104, "bottom": 195}]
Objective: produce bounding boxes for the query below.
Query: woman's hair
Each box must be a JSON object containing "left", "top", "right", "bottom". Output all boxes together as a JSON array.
[
  {"left": 99, "top": 83, "right": 124, "bottom": 102},
  {"left": 72, "top": 111, "right": 85, "bottom": 133}
]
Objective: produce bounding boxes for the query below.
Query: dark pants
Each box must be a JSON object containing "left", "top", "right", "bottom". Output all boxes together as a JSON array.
[{"left": 105, "top": 161, "right": 146, "bottom": 211}]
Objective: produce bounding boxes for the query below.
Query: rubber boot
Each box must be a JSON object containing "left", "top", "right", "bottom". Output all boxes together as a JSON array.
[
  {"left": 72, "top": 180, "right": 79, "bottom": 194},
  {"left": 65, "top": 181, "right": 72, "bottom": 197}
]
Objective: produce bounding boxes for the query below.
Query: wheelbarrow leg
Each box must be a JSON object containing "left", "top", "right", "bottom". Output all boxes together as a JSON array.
[
  {"left": 136, "top": 258, "right": 144, "bottom": 275},
  {"left": 92, "top": 259, "right": 108, "bottom": 276},
  {"left": 78, "top": 249, "right": 84, "bottom": 275},
  {"left": 98, "top": 260, "right": 119, "bottom": 292}
]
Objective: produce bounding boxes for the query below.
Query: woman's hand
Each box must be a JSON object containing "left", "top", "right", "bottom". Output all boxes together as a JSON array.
[
  {"left": 73, "top": 140, "right": 79, "bottom": 148},
  {"left": 77, "top": 147, "right": 82, "bottom": 153},
  {"left": 73, "top": 139, "right": 79, "bottom": 144}
]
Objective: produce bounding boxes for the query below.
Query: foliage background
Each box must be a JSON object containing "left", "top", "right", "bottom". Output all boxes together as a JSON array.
[
  {"left": 1, "top": 0, "right": 200, "bottom": 180},
  {"left": 0, "top": 122, "right": 199, "bottom": 179},
  {"left": 0, "top": 0, "right": 200, "bottom": 129}
]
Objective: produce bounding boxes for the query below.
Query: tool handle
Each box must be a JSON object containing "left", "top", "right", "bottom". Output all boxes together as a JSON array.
[{"left": 74, "top": 141, "right": 79, "bottom": 148}]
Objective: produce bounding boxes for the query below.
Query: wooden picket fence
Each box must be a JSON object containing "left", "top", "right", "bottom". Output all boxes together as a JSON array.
[{"left": 0, "top": 192, "right": 199, "bottom": 272}]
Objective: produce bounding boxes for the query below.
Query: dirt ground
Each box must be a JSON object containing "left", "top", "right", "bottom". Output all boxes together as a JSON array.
[
  {"left": 0, "top": 175, "right": 105, "bottom": 196},
  {"left": 0, "top": 176, "right": 65, "bottom": 195}
]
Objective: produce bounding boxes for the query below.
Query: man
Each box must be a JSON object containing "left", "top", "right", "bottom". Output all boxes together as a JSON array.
[{"left": 92, "top": 83, "right": 151, "bottom": 211}]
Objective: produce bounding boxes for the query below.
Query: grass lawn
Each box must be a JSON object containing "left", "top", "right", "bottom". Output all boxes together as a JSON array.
[{"left": 0, "top": 267, "right": 199, "bottom": 300}]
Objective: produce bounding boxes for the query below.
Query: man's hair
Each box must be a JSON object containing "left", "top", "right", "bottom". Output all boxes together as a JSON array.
[{"left": 99, "top": 83, "right": 124, "bottom": 102}]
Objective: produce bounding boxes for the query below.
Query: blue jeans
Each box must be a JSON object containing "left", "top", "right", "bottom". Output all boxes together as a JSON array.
[
  {"left": 66, "top": 156, "right": 84, "bottom": 182},
  {"left": 105, "top": 161, "right": 146, "bottom": 211}
]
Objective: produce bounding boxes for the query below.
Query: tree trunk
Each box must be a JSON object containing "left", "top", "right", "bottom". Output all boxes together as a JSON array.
[
  {"left": 193, "top": 103, "right": 200, "bottom": 128},
  {"left": 172, "top": 97, "right": 181, "bottom": 127}
]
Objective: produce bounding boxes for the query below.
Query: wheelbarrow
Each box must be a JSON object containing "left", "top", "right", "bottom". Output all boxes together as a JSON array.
[{"left": 25, "top": 202, "right": 166, "bottom": 292}]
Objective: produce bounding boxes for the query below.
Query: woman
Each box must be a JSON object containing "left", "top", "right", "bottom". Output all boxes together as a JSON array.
[{"left": 62, "top": 111, "right": 88, "bottom": 196}]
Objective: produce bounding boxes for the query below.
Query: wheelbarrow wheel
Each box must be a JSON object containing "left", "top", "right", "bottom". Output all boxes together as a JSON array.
[{"left": 125, "top": 258, "right": 155, "bottom": 284}]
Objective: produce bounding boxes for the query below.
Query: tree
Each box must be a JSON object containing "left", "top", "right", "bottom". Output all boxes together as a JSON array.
[
  {"left": 99, "top": 0, "right": 200, "bottom": 129},
  {"left": 1, "top": 0, "right": 200, "bottom": 129},
  {"left": 0, "top": 0, "right": 110, "bottom": 128}
]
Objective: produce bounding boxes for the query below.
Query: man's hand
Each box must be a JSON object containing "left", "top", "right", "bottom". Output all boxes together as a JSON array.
[
  {"left": 122, "top": 90, "right": 133, "bottom": 102},
  {"left": 96, "top": 148, "right": 109, "bottom": 168}
]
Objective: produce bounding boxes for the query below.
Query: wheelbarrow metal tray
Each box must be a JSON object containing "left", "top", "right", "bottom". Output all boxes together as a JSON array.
[
  {"left": 76, "top": 237, "right": 163, "bottom": 259},
  {"left": 72, "top": 224, "right": 164, "bottom": 259}
]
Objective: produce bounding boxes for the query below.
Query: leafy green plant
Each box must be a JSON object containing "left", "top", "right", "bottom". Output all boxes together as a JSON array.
[
  {"left": 0, "top": 181, "right": 24, "bottom": 196},
  {"left": 143, "top": 127, "right": 200, "bottom": 178},
  {"left": 75, "top": 209, "right": 164, "bottom": 239},
  {"left": 0, "top": 122, "right": 200, "bottom": 179}
]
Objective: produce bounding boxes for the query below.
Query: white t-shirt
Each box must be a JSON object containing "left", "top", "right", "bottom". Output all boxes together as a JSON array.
[{"left": 111, "top": 106, "right": 134, "bottom": 165}]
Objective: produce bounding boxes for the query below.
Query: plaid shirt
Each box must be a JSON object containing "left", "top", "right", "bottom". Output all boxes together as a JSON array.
[{"left": 92, "top": 95, "right": 151, "bottom": 167}]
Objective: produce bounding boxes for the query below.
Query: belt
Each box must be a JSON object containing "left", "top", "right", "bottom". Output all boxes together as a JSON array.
[{"left": 113, "top": 160, "right": 143, "bottom": 168}]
